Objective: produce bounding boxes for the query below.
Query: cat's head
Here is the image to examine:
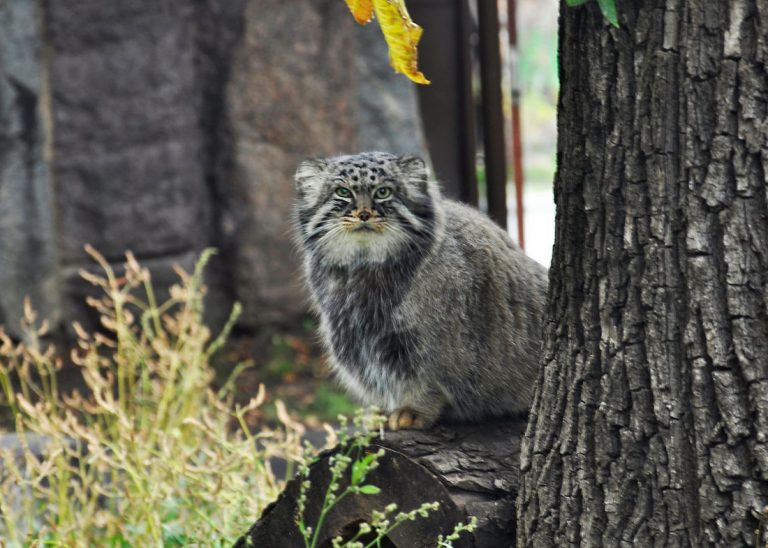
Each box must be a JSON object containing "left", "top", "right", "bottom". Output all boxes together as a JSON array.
[{"left": 294, "top": 152, "right": 440, "bottom": 266}]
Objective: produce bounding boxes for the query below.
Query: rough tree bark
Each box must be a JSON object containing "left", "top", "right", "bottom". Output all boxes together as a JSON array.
[{"left": 518, "top": 1, "right": 768, "bottom": 546}]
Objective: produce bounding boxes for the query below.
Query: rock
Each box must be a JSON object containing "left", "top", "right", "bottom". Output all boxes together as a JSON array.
[
  {"left": 0, "top": 0, "right": 61, "bottom": 338},
  {"left": 353, "top": 22, "right": 428, "bottom": 155},
  {"left": 43, "top": 0, "right": 233, "bottom": 330},
  {"left": 45, "top": 0, "right": 212, "bottom": 264},
  {"left": 59, "top": 249, "right": 201, "bottom": 336},
  {"left": 217, "top": 0, "right": 357, "bottom": 328},
  {"left": 0, "top": 0, "right": 430, "bottom": 335},
  {"left": 219, "top": 0, "right": 428, "bottom": 328},
  {"left": 0, "top": 432, "right": 76, "bottom": 461},
  {"left": 0, "top": 432, "right": 81, "bottom": 534}
]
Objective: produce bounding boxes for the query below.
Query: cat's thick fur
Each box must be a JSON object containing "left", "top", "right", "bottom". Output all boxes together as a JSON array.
[{"left": 294, "top": 152, "right": 547, "bottom": 429}]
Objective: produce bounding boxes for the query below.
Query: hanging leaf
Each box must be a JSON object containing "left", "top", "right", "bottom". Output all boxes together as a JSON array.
[
  {"left": 345, "top": 0, "right": 430, "bottom": 85},
  {"left": 344, "top": 0, "right": 374, "bottom": 25},
  {"left": 597, "top": 0, "right": 619, "bottom": 27},
  {"left": 372, "top": 0, "right": 430, "bottom": 84},
  {"left": 565, "top": 0, "right": 620, "bottom": 27}
]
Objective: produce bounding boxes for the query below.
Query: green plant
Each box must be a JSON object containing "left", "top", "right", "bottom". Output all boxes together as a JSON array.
[
  {"left": 0, "top": 249, "right": 480, "bottom": 547},
  {"left": 566, "top": 0, "right": 619, "bottom": 27},
  {"left": 296, "top": 410, "right": 477, "bottom": 548},
  {"left": 0, "top": 248, "right": 304, "bottom": 546},
  {"left": 305, "top": 383, "right": 358, "bottom": 420}
]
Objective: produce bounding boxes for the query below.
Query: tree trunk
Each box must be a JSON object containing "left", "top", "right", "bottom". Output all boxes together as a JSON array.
[
  {"left": 518, "top": 1, "right": 768, "bottom": 546},
  {"left": 238, "top": 419, "right": 525, "bottom": 547}
]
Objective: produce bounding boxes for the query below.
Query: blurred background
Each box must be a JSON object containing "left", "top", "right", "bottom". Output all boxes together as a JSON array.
[{"left": 0, "top": 0, "right": 557, "bottom": 425}]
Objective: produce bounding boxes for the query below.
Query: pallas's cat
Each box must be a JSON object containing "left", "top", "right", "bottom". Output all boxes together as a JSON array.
[{"left": 294, "top": 152, "right": 547, "bottom": 430}]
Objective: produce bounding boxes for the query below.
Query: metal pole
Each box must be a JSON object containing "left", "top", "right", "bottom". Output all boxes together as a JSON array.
[
  {"left": 477, "top": 0, "right": 508, "bottom": 229},
  {"left": 507, "top": 0, "right": 525, "bottom": 249},
  {"left": 458, "top": 0, "right": 478, "bottom": 206}
]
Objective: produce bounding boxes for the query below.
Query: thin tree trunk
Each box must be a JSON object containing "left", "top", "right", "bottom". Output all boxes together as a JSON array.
[{"left": 518, "top": 1, "right": 768, "bottom": 546}]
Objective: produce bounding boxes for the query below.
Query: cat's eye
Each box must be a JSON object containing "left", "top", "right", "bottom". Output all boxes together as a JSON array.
[
  {"left": 335, "top": 187, "right": 352, "bottom": 199},
  {"left": 374, "top": 187, "right": 392, "bottom": 200}
]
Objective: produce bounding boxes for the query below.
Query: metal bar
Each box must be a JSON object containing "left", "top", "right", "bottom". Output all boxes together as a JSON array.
[
  {"left": 507, "top": 0, "right": 525, "bottom": 248},
  {"left": 477, "top": 0, "right": 508, "bottom": 229},
  {"left": 457, "top": 0, "right": 478, "bottom": 205}
]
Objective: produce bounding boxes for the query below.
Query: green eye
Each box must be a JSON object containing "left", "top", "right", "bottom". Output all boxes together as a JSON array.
[
  {"left": 374, "top": 187, "right": 392, "bottom": 199},
  {"left": 335, "top": 187, "right": 352, "bottom": 198}
]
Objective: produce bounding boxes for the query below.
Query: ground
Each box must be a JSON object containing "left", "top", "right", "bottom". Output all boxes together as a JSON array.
[{"left": 213, "top": 321, "right": 357, "bottom": 430}]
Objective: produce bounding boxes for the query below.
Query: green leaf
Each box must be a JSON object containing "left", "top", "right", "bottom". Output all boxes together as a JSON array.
[
  {"left": 107, "top": 536, "right": 131, "bottom": 548},
  {"left": 565, "top": 0, "right": 590, "bottom": 6},
  {"left": 163, "top": 533, "right": 188, "bottom": 547},
  {"left": 359, "top": 485, "right": 381, "bottom": 495},
  {"left": 361, "top": 452, "right": 378, "bottom": 467},
  {"left": 597, "top": 0, "right": 619, "bottom": 27},
  {"left": 351, "top": 460, "right": 366, "bottom": 485}
]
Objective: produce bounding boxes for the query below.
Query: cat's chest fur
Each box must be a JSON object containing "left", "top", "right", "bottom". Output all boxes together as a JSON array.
[{"left": 310, "top": 259, "right": 421, "bottom": 385}]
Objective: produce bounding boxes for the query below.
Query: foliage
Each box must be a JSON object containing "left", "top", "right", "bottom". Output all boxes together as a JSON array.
[
  {"left": 305, "top": 383, "right": 359, "bottom": 421},
  {"left": 0, "top": 248, "right": 305, "bottom": 546},
  {"left": 0, "top": 249, "right": 478, "bottom": 547},
  {"left": 344, "top": 0, "right": 430, "bottom": 84},
  {"left": 517, "top": 29, "right": 558, "bottom": 94},
  {"left": 565, "top": 0, "right": 619, "bottom": 27},
  {"left": 296, "top": 411, "right": 477, "bottom": 548}
]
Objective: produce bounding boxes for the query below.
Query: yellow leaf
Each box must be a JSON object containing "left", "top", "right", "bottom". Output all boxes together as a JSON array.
[
  {"left": 344, "top": 0, "right": 374, "bottom": 25},
  {"left": 373, "top": 0, "right": 430, "bottom": 84},
  {"left": 346, "top": 0, "right": 430, "bottom": 85}
]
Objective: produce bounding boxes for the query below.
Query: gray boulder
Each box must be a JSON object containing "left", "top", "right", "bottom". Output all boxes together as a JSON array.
[
  {"left": 0, "top": 0, "right": 60, "bottom": 338},
  {"left": 0, "top": 0, "right": 427, "bottom": 335}
]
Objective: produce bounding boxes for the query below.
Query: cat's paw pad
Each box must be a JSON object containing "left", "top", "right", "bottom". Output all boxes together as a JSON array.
[{"left": 387, "top": 408, "right": 430, "bottom": 431}]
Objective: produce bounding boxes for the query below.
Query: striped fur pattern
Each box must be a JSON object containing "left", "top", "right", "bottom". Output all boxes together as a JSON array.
[{"left": 294, "top": 152, "right": 548, "bottom": 428}]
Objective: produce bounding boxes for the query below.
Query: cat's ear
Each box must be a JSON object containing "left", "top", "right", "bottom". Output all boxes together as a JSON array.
[
  {"left": 397, "top": 155, "right": 428, "bottom": 182},
  {"left": 398, "top": 155, "right": 432, "bottom": 199},
  {"left": 295, "top": 158, "right": 327, "bottom": 196}
]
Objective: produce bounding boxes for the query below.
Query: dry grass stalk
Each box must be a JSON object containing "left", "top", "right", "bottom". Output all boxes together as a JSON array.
[{"left": 0, "top": 249, "right": 304, "bottom": 546}]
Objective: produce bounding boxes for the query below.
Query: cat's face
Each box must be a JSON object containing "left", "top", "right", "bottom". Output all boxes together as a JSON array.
[{"left": 294, "top": 152, "right": 438, "bottom": 265}]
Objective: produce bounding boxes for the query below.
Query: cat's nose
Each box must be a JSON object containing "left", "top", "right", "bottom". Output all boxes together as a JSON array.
[{"left": 358, "top": 210, "right": 371, "bottom": 222}]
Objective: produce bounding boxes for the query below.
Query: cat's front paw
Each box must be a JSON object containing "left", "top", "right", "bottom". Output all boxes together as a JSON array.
[{"left": 387, "top": 408, "right": 433, "bottom": 431}]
